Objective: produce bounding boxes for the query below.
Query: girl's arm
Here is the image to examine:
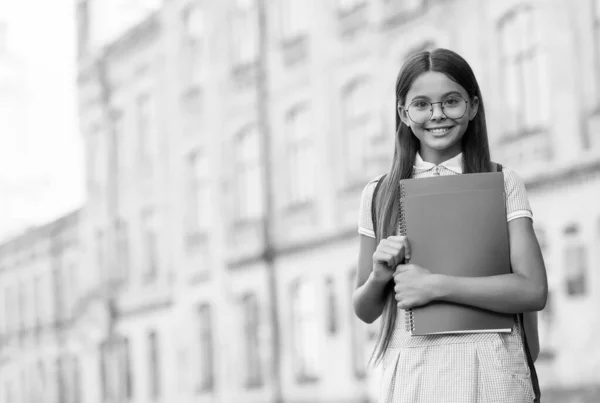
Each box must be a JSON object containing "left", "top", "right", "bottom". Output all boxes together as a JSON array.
[
  {"left": 353, "top": 235, "right": 389, "bottom": 324},
  {"left": 431, "top": 217, "right": 548, "bottom": 313}
]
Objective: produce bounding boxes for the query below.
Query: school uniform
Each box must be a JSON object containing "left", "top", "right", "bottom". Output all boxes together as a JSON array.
[{"left": 358, "top": 152, "right": 537, "bottom": 403}]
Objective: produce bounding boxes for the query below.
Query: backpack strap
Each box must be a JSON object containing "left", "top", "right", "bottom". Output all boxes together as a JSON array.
[
  {"left": 494, "top": 160, "right": 540, "bottom": 401},
  {"left": 370, "top": 174, "right": 387, "bottom": 237}
]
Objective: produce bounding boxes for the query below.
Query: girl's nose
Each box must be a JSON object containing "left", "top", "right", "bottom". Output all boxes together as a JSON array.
[{"left": 430, "top": 103, "right": 447, "bottom": 121}]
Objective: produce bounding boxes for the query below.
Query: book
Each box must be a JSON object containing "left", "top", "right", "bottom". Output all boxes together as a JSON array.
[{"left": 399, "top": 172, "right": 514, "bottom": 336}]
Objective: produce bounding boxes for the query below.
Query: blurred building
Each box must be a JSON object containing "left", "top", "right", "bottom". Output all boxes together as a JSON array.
[
  {"left": 0, "top": 210, "right": 82, "bottom": 403},
  {"left": 1, "top": 0, "right": 599, "bottom": 403}
]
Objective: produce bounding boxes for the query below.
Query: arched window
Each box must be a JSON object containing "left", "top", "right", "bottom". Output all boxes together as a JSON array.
[
  {"left": 341, "top": 78, "right": 379, "bottom": 181},
  {"left": 234, "top": 126, "right": 264, "bottom": 221},
  {"left": 285, "top": 105, "right": 314, "bottom": 205},
  {"left": 498, "top": 6, "right": 548, "bottom": 135}
]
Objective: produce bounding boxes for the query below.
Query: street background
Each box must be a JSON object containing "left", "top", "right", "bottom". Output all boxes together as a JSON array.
[{"left": 1, "top": 0, "right": 600, "bottom": 402}]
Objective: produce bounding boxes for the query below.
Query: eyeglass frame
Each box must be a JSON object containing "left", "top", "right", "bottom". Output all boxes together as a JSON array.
[{"left": 398, "top": 95, "right": 470, "bottom": 124}]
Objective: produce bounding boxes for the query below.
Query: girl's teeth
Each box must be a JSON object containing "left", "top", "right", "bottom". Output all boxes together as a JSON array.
[{"left": 428, "top": 128, "right": 451, "bottom": 133}]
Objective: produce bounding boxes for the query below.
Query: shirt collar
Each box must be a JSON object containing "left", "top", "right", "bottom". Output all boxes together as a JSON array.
[{"left": 414, "top": 152, "right": 463, "bottom": 174}]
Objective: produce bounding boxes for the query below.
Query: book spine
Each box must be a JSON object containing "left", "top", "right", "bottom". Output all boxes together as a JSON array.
[{"left": 398, "top": 183, "right": 415, "bottom": 333}]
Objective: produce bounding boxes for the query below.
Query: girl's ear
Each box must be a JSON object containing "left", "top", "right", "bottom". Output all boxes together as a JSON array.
[
  {"left": 468, "top": 96, "right": 480, "bottom": 121},
  {"left": 397, "top": 103, "right": 410, "bottom": 126}
]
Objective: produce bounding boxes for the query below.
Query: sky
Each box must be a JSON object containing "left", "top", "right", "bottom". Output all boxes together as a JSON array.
[{"left": 0, "top": 0, "right": 84, "bottom": 240}]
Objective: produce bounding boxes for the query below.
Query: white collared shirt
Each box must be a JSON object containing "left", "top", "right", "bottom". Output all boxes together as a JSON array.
[
  {"left": 358, "top": 152, "right": 533, "bottom": 238},
  {"left": 413, "top": 152, "right": 463, "bottom": 175}
]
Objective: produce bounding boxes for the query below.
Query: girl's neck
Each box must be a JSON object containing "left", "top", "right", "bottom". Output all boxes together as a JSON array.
[{"left": 419, "top": 147, "right": 462, "bottom": 166}]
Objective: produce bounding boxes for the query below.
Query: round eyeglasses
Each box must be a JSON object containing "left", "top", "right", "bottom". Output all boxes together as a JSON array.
[{"left": 405, "top": 96, "right": 469, "bottom": 124}]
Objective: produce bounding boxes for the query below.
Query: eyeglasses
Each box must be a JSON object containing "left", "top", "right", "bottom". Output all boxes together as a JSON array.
[{"left": 404, "top": 96, "right": 469, "bottom": 124}]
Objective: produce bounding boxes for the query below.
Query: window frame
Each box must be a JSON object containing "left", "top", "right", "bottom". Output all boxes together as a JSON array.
[
  {"left": 563, "top": 224, "right": 588, "bottom": 297},
  {"left": 341, "top": 78, "right": 379, "bottom": 184},
  {"left": 141, "top": 208, "right": 158, "bottom": 283},
  {"left": 290, "top": 279, "right": 320, "bottom": 383},
  {"left": 241, "top": 293, "right": 263, "bottom": 388},
  {"left": 285, "top": 105, "right": 315, "bottom": 207},
  {"left": 197, "top": 303, "right": 215, "bottom": 392},
  {"left": 593, "top": 0, "right": 600, "bottom": 107},
  {"left": 182, "top": 4, "right": 206, "bottom": 87},
  {"left": 233, "top": 126, "right": 264, "bottom": 223},
  {"left": 497, "top": 5, "right": 548, "bottom": 138},
  {"left": 187, "top": 150, "right": 210, "bottom": 236},
  {"left": 148, "top": 330, "right": 161, "bottom": 398},
  {"left": 231, "top": 0, "right": 259, "bottom": 68}
]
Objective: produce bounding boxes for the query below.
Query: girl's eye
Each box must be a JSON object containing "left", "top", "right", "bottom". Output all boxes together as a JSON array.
[
  {"left": 413, "top": 101, "right": 430, "bottom": 109},
  {"left": 444, "top": 97, "right": 460, "bottom": 106}
]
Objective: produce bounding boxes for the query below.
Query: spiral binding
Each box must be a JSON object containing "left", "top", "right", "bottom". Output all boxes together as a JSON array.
[{"left": 398, "top": 183, "right": 415, "bottom": 333}]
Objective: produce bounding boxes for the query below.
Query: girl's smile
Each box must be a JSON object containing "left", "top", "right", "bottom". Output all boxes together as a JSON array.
[
  {"left": 398, "top": 71, "right": 479, "bottom": 164},
  {"left": 425, "top": 125, "right": 455, "bottom": 136}
]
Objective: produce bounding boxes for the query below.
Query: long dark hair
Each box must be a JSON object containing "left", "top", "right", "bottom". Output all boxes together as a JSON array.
[{"left": 370, "top": 48, "right": 493, "bottom": 366}]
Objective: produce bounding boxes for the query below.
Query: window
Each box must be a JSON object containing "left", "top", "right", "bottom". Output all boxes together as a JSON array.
[
  {"left": 188, "top": 151, "right": 210, "bottom": 234},
  {"left": 349, "top": 270, "right": 366, "bottom": 378},
  {"left": 115, "top": 219, "right": 130, "bottom": 281},
  {"left": 5, "top": 287, "right": 14, "bottom": 335},
  {"left": 241, "top": 294, "right": 263, "bottom": 387},
  {"left": 285, "top": 106, "right": 315, "bottom": 206},
  {"left": 76, "top": 0, "right": 89, "bottom": 57},
  {"left": 18, "top": 282, "right": 26, "bottom": 332},
  {"left": 96, "top": 229, "right": 104, "bottom": 277},
  {"left": 62, "top": 356, "right": 81, "bottom": 403},
  {"left": 57, "top": 356, "right": 67, "bottom": 403},
  {"left": 141, "top": 209, "right": 158, "bottom": 282},
  {"left": 33, "top": 277, "right": 41, "bottom": 330},
  {"left": 563, "top": 224, "right": 587, "bottom": 296},
  {"left": 325, "top": 277, "right": 338, "bottom": 335},
  {"left": 136, "top": 93, "right": 153, "bottom": 167},
  {"left": 197, "top": 303, "right": 214, "bottom": 391},
  {"left": 53, "top": 268, "right": 65, "bottom": 322},
  {"left": 113, "top": 111, "right": 127, "bottom": 177},
  {"left": 337, "top": 0, "right": 366, "bottom": 13},
  {"left": 594, "top": 0, "right": 600, "bottom": 101},
  {"left": 290, "top": 279, "right": 319, "bottom": 381},
  {"left": 89, "top": 129, "right": 105, "bottom": 191},
  {"left": 101, "top": 337, "right": 133, "bottom": 401},
  {"left": 182, "top": 5, "right": 206, "bottom": 85},
  {"left": 148, "top": 330, "right": 161, "bottom": 398},
  {"left": 342, "top": 79, "right": 379, "bottom": 181},
  {"left": 231, "top": 0, "right": 258, "bottom": 67},
  {"left": 498, "top": 7, "right": 548, "bottom": 135},
  {"left": 234, "top": 126, "right": 264, "bottom": 221},
  {"left": 384, "top": 0, "right": 423, "bottom": 12},
  {"left": 282, "top": 0, "right": 309, "bottom": 39},
  {"left": 564, "top": 244, "right": 588, "bottom": 296}
]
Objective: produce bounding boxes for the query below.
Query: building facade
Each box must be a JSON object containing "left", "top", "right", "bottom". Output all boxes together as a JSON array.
[
  {"left": 0, "top": 210, "right": 82, "bottom": 403},
  {"left": 1, "top": 0, "right": 598, "bottom": 403}
]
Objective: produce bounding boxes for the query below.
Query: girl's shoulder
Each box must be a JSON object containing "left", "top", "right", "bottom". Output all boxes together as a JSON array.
[
  {"left": 361, "top": 174, "right": 387, "bottom": 197},
  {"left": 497, "top": 164, "right": 527, "bottom": 190}
]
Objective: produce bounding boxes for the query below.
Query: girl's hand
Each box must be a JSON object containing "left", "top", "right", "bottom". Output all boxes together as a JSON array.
[
  {"left": 393, "top": 264, "right": 437, "bottom": 309},
  {"left": 372, "top": 236, "right": 411, "bottom": 283}
]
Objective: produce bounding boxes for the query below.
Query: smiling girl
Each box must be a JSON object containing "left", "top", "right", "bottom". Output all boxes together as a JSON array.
[{"left": 353, "top": 48, "right": 547, "bottom": 402}]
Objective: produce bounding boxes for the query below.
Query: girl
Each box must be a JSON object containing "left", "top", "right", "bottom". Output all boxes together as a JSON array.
[{"left": 354, "top": 48, "right": 547, "bottom": 403}]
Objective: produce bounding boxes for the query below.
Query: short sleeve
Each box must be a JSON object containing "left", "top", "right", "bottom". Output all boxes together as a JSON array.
[
  {"left": 502, "top": 166, "right": 533, "bottom": 222},
  {"left": 357, "top": 175, "right": 384, "bottom": 238}
]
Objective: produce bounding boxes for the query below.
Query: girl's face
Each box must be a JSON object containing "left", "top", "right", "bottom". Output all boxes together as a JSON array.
[{"left": 398, "top": 71, "right": 479, "bottom": 162}]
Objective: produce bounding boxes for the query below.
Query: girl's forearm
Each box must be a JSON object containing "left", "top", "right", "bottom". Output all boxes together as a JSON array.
[
  {"left": 353, "top": 271, "right": 390, "bottom": 324},
  {"left": 432, "top": 273, "right": 547, "bottom": 314}
]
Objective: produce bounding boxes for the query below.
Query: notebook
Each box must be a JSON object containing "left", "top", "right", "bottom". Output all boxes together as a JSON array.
[{"left": 399, "top": 172, "right": 514, "bottom": 336}]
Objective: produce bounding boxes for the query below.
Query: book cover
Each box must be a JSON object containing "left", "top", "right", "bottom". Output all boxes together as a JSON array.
[{"left": 399, "top": 172, "right": 514, "bottom": 336}]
